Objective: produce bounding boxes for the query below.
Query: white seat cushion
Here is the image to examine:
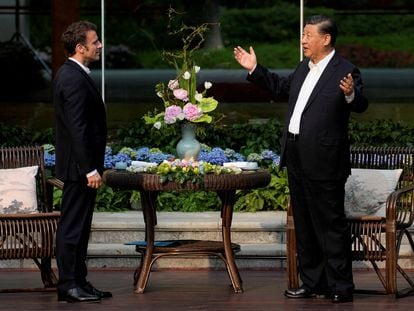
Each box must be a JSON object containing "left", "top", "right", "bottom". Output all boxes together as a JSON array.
[
  {"left": 0, "top": 166, "right": 39, "bottom": 214},
  {"left": 344, "top": 168, "right": 403, "bottom": 218}
]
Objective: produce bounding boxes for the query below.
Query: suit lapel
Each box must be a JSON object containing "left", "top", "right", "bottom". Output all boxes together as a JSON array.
[
  {"left": 303, "top": 54, "right": 340, "bottom": 111},
  {"left": 65, "top": 60, "right": 104, "bottom": 104}
]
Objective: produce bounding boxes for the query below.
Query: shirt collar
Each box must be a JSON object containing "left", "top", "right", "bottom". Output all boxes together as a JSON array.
[
  {"left": 69, "top": 57, "right": 91, "bottom": 74},
  {"left": 308, "top": 49, "right": 335, "bottom": 72}
]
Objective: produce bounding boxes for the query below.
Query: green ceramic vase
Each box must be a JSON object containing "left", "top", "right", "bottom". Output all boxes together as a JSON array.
[{"left": 176, "top": 123, "right": 201, "bottom": 161}]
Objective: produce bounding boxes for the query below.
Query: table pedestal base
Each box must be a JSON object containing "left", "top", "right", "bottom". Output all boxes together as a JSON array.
[
  {"left": 102, "top": 170, "right": 271, "bottom": 294},
  {"left": 133, "top": 239, "right": 243, "bottom": 293}
]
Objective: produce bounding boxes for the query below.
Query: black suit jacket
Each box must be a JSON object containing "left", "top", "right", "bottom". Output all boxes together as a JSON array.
[
  {"left": 53, "top": 60, "right": 107, "bottom": 181},
  {"left": 248, "top": 53, "right": 368, "bottom": 180}
]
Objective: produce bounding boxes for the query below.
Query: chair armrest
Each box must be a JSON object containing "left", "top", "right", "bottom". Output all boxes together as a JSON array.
[
  {"left": 0, "top": 212, "right": 61, "bottom": 219},
  {"left": 44, "top": 177, "right": 64, "bottom": 212},
  {"left": 386, "top": 183, "right": 414, "bottom": 228},
  {"left": 346, "top": 215, "right": 385, "bottom": 222},
  {"left": 47, "top": 177, "right": 64, "bottom": 190}
]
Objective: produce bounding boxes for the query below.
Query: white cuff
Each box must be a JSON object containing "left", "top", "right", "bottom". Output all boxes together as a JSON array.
[
  {"left": 345, "top": 90, "right": 355, "bottom": 103},
  {"left": 86, "top": 169, "right": 98, "bottom": 178},
  {"left": 248, "top": 64, "right": 257, "bottom": 75}
]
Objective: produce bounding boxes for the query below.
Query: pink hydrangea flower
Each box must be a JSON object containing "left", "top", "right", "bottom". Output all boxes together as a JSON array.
[
  {"left": 164, "top": 105, "right": 183, "bottom": 124},
  {"left": 183, "top": 103, "right": 202, "bottom": 121},
  {"left": 173, "top": 89, "right": 188, "bottom": 101}
]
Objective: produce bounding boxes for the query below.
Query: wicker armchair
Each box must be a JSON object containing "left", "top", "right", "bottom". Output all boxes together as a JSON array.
[
  {"left": 286, "top": 146, "right": 414, "bottom": 298},
  {"left": 0, "top": 146, "right": 61, "bottom": 292}
]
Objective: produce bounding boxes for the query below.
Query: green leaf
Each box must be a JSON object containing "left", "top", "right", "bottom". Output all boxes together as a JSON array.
[
  {"left": 199, "top": 97, "right": 218, "bottom": 113},
  {"left": 193, "top": 114, "right": 212, "bottom": 123},
  {"left": 143, "top": 113, "right": 163, "bottom": 124}
]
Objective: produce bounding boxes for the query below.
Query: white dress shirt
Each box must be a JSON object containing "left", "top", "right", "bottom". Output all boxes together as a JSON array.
[
  {"left": 69, "top": 57, "right": 91, "bottom": 74},
  {"left": 288, "top": 50, "right": 336, "bottom": 134}
]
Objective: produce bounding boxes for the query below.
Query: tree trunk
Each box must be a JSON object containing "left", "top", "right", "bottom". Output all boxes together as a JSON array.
[
  {"left": 51, "top": 0, "right": 80, "bottom": 77},
  {"left": 203, "top": 0, "right": 224, "bottom": 50}
]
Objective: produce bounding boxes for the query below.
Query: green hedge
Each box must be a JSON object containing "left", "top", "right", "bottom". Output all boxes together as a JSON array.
[
  {"left": 2, "top": 118, "right": 414, "bottom": 212},
  {"left": 2, "top": 118, "right": 414, "bottom": 150}
]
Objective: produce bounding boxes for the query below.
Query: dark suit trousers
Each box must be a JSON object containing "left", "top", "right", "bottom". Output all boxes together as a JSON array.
[
  {"left": 56, "top": 180, "right": 97, "bottom": 291},
  {"left": 286, "top": 139, "right": 354, "bottom": 294}
]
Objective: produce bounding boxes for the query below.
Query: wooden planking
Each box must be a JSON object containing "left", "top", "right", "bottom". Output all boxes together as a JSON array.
[{"left": 1, "top": 269, "right": 414, "bottom": 310}]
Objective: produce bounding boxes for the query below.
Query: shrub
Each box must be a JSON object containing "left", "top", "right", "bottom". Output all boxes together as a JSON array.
[
  {"left": 337, "top": 44, "right": 414, "bottom": 68},
  {"left": 105, "top": 44, "right": 141, "bottom": 69}
]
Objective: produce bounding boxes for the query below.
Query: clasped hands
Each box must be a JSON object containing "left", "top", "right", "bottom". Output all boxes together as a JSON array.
[{"left": 233, "top": 45, "right": 355, "bottom": 97}]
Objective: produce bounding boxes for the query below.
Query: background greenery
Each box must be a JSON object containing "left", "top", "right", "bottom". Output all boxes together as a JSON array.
[
  {"left": 26, "top": 0, "right": 414, "bottom": 69},
  {"left": 2, "top": 118, "right": 414, "bottom": 213},
  {"left": 3, "top": 118, "right": 414, "bottom": 151},
  {"left": 3, "top": 0, "right": 414, "bottom": 213}
]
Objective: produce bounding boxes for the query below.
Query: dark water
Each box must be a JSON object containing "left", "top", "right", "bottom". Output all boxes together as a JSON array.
[
  {"left": 1, "top": 101, "right": 414, "bottom": 133},
  {"left": 2, "top": 68, "right": 413, "bottom": 132}
]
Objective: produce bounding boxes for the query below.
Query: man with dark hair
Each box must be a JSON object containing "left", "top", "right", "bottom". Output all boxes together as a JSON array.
[
  {"left": 53, "top": 20, "right": 111, "bottom": 303},
  {"left": 234, "top": 15, "right": 368, "bottom": 303}
]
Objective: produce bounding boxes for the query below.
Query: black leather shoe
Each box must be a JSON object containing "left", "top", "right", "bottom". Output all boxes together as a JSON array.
[
  {"left": 57, "top": 287, "right": 101, "bottom": 303},
  {"left": 284, "top": 287, "right": 316, "bottom": 299},
  {"left": 82, "top": 282, "right": 112, "bottom": 299},
  {"left": 332, "top": 293, "right": 353, "bottom": 303}
]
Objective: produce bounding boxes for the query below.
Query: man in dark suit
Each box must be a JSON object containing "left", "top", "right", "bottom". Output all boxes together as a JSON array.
[
  {"left": 53, "top": 20, "right": 111, "bottom": 303},
  {"left": 234, "top": 15, "right": 368, "bottom": 303}
]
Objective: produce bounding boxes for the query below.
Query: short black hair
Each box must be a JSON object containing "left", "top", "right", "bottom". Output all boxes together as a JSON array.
[
  {"left": 305, "top": 15, "right": 337, "bottom": 46},
  {"left": 61, "top": 20, "right": 98, "bottom": 56}
]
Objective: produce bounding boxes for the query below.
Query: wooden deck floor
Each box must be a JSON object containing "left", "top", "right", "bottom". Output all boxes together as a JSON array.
[{"left": 1, "top": 268, "right": 414, "bottom": 310}]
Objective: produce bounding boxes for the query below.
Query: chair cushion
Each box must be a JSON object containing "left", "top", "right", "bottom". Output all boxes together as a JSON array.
[
  {"left": 0, "top": 166, "right": 39, "bottom": 214},
  {"left": 344, "top": 168, "right": 403, "bottom": 218}
]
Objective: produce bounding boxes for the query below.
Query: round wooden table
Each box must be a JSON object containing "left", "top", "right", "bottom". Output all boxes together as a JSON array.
[{"left": 103, "top": 169, "right": 271, "bottom": 293}]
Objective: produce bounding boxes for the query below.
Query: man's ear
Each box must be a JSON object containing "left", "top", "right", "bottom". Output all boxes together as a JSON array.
[
  {"left": 324, "top": 34, "right": 332, "bottom": 47},
  {"left": 75, "top": 43, "right": 84, "bottom": 54}
]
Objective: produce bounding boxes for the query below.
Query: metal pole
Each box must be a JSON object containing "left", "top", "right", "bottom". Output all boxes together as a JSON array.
[
  {"left": 15, "top": 0, "right": 20, "bottom": 37},
  {"left": 101, "top": 0, "right": 105, "bottom": 102},
  {"left": 300, "top": 0, "right": 303, "bottom": 61}
]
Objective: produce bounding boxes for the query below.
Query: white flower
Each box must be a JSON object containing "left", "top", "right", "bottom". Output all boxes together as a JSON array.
[
  {"left": 153, "top": 121, "right": 162, "bottom": 130},
  {"left": 156, "top": 91, "right": 163, "bottom": 98},
  {"left": 183, "top": 71, "right": 191, "bottom": 80},
  {"left": 168, "top": 79, "right": 179, "bottom": 90},
  {"left": 195, "top": 92, "right": 203, "bottom": 102},
  {"left": 194, "top": 66, "right": 200, "bottom": 73},
  {"left": 204, "top": 81, "right": 212, "bottom": 89}
]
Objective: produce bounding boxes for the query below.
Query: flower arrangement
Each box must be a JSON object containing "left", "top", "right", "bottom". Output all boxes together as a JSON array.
[
  {"left": 140, "top": 159, "right": 235, "bottom": 185},
  {"left": 144, "top": 10, "right": 219, "bottom": 130}
]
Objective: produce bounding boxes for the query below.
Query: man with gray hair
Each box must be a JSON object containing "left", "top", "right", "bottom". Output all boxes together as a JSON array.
[{"left": 234, "top": 15, "right": 368, "bottom": 303}]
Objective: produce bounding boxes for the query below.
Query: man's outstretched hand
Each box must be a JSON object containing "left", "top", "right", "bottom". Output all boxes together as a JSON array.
[{"left": 233, "top": 46, "right": 257, "bottom": 72}]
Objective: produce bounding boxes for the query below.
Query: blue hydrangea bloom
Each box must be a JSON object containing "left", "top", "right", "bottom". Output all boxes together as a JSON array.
[
  {"left": 199, "top": 147, "right": 228, "bottom": 165},
  {"left": 148, "top": 152, "right": 169, "bottom": 164},
  {"left": 261, "top": 149, "right": 280, "bottom": 165},
  {"left": 112, "top": 153, "right": 132, "bottom": 166},
  {"left": 104, "top": 154, "right": 114, "bottom": 169},
  {"left": 135, "top": 147, "right": 151, "bottom": 161},
  {"left": 44, "top": 152, "right": 55, "bottom": 167}
]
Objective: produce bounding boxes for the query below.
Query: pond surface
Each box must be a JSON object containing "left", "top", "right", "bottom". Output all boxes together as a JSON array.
[{"left": 2, "top": 68, "right": 413, "bottom": 133}]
